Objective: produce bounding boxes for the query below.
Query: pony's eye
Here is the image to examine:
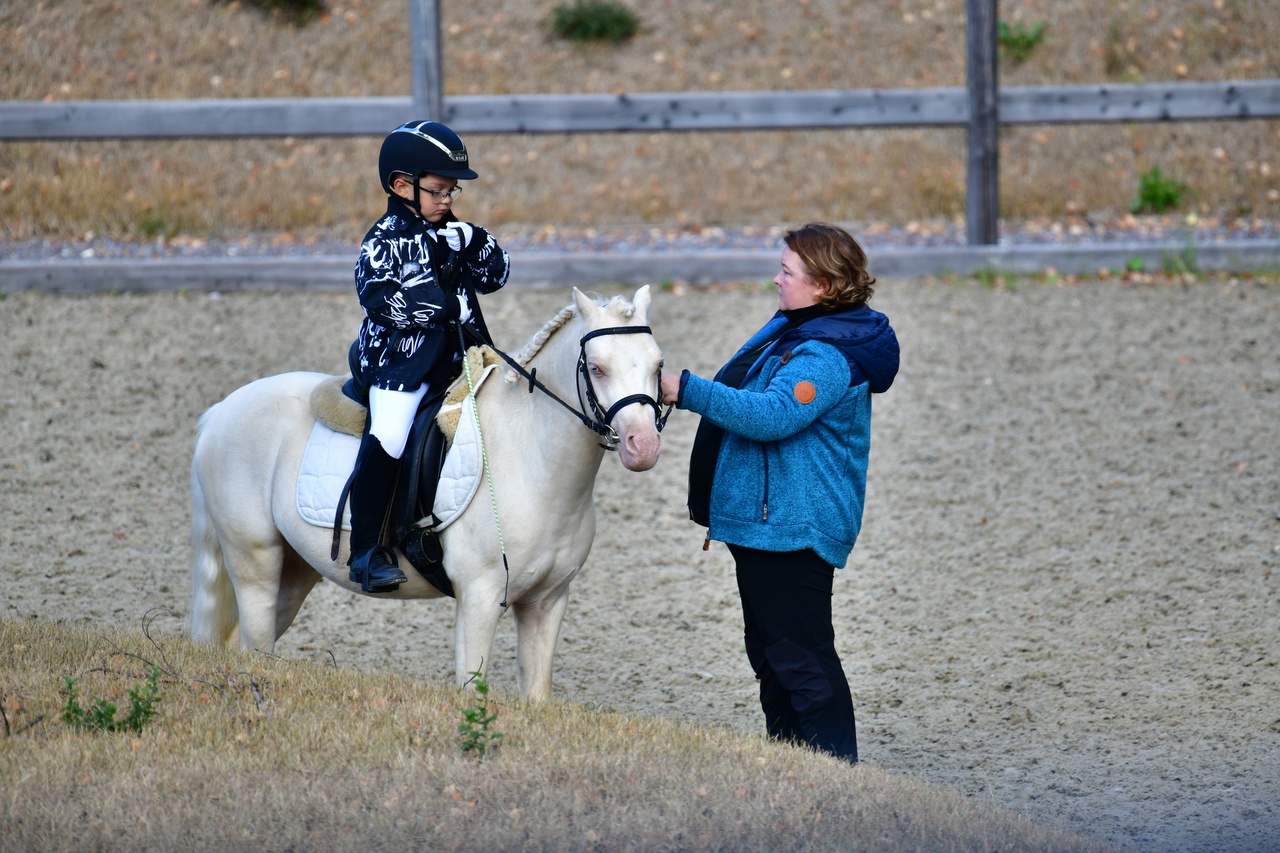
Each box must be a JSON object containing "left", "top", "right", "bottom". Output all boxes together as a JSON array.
[{"left": 588, "top": 363, "right": 604, "bottom": 376}]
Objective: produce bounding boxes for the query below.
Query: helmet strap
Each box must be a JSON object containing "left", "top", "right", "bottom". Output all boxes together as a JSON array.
[
  {"left": 407, "top": 174, "right": 425, "bottom": 219},
  {"left": 391, "top": 172, "right": 426, "bottom": 219}
]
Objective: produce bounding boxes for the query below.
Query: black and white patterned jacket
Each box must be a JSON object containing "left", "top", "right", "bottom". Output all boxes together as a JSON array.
[{"left": 348, "top": 197, "right": 509, "bottom": 397}]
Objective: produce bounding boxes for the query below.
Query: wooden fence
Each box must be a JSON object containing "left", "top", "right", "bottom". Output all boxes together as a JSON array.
[{"left": 1, "top": 0, "right": 1278, "bottom": 281}]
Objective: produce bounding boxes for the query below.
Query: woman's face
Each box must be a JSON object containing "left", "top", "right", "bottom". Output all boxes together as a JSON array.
[{"left": 773, "top": 247, "right": 826, "bottom": 311}]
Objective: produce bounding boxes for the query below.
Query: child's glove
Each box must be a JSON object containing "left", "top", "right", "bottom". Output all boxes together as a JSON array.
[
  {"left": 456, "top": 291, "right": 473, "bottom": 324},
  {"left": 439, "top": 222, "right": 486, "bottom": 254}
]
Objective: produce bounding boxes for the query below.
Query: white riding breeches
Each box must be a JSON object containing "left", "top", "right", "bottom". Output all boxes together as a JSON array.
[{"left": 368, "top": 385, "right": 428, "bottom": 460}]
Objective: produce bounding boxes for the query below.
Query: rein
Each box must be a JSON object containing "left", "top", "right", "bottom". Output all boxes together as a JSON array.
[{"left": 461, "top": 322, "right": 672, "bottom": 450}]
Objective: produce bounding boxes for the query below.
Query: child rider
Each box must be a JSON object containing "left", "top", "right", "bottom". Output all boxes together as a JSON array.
[{"left": 344, "top": 120, "right": 510, "bottom": 593}]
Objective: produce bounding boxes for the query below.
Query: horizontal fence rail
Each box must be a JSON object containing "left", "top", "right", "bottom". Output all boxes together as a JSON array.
[
  {"left": 443, "top": 88, "right": 973, "bottom": 133},
  {"left": 0, "top": 96, "right": 416, "bottom": 140},
  {"left": 3, "top": 81, "right": 1279, "bottom": 140},
  {"left": 999, "top": 80, "right": 1280, "bottom": 124}
]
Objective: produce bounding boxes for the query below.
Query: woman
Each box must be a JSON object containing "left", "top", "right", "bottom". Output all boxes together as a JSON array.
[{"left": 660, "top": 223, "right": 899, "bottom": 762}]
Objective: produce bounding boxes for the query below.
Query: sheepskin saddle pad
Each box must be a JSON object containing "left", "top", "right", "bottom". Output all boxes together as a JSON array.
[{"left": 295, "top": 346, "right": 502, "bottom": 532}]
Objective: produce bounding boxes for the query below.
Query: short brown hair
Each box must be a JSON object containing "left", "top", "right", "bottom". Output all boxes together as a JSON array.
[{"left": 784, "top": 223, "right": 876, "bottom": 310}]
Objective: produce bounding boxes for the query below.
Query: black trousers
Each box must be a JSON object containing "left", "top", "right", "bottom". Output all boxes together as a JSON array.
[{"left": 729, "top": 544, "right": 858, "bottom": 764}]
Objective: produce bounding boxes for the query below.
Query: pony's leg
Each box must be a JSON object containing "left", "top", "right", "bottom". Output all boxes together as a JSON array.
[
  {"left": 453, "top": 582, "right": 506, "bottom": 689},
  {"left": 272, "top": 547, "right": 323, "bottom": 640},
  {"left": 514, "top": 591, "right": 571, "bottom": 702},
  {"left": 219, "top": 536, "right": 290, "bottom": 655}
]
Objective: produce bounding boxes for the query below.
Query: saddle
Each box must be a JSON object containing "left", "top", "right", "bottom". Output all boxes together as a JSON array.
[{"left": 311, "top": 346, "right": 502, "bottom": 597}]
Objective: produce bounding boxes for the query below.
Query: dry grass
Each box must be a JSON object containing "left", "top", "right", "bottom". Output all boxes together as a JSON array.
[
  {"left": 0, "top": 616, "right": 1115, "bottom": 852},
  {"left": 0, "top": 1, "right": 1278, "bottom": 240}
]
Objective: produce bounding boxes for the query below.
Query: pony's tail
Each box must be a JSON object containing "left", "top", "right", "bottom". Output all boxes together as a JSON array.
[{"left": 188, "top": 408, "right": 239, "bottom": 646}]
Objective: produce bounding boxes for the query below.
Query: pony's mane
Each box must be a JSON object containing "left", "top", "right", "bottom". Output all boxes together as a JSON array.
[
  {"left": 508, "top": 293, "right": 639, "bottom": 369},
  {"left": 510, "top": 304, "right": 577, "bottom": 367}
]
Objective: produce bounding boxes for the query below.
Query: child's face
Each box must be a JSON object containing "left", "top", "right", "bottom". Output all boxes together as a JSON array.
[{"left": 392, "top": 173, "right": 460, "bottom": 224}]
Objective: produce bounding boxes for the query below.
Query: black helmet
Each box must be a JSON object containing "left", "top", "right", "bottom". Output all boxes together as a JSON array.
[{"left": 377, "top": 120, "right": 478, "bottom": 194}]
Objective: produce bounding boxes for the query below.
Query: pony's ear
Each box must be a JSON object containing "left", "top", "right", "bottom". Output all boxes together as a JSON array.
[
  {"left": 631, "top": 284, "right": 651, "bottom": 320},
  {"left": 573, "top": 287, "right": 602, "bottom": 324}
]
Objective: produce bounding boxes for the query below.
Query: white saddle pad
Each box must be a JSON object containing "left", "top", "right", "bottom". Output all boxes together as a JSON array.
[{"left": 296, "top": 391, "right": 487, "bottom": 534}]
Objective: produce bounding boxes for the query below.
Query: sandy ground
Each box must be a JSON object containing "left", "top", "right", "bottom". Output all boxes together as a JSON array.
[{"left": 2, "top": 277, "right": 1278, "bottom": 852}]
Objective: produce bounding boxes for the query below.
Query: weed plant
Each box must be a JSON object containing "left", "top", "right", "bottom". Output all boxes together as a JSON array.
[
  {"left": 1163, "top": 240, "right": 1200, "bottom": 275},
  {"left": 210, "top": 0, "right": 326, "bottom": 25},
  {"left": 1132, "top": 165, "right": 1191, "bottom": 214},
  {"left": 458, "top": 670, "right": 504, "bottom": 756},
  {"left": 998, "top": 20, "right": 1046, "bottom": 63},
  {"left": 60, "top": 665, "right": 161, "bottom": 734},
  {"left": 972, "top": 266, "right": 1017, "bottom": 290},
  {"left": 550, "top": 1, "right": 640, "bottom": 43}
]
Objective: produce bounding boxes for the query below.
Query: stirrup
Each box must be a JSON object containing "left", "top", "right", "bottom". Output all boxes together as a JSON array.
[{"left": 349, "top": 547, "right": 407, "bottom": 593}]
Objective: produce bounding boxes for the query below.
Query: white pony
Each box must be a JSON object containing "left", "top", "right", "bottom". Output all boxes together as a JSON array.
[{"left": 189, "top": 286, "right": 665, "bottom": 700}]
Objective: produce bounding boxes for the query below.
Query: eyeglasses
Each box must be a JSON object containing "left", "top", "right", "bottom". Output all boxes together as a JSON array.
[{"left": 419, "top": 183, "right": 462, "bottom": 202}]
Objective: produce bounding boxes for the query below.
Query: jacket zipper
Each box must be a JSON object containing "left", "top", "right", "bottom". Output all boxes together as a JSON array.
[{"left": 761, "top": 448, "right": 770, "bottom": 521}]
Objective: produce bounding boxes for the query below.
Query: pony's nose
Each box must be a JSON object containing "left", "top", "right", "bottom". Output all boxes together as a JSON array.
[{"left": 621, "top": 429, "right": 662, "bottom": 472}]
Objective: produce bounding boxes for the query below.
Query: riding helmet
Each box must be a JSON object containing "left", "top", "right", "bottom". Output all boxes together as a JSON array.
[{"left": 377, "top": 120, "right": 478, "bottom": 194}]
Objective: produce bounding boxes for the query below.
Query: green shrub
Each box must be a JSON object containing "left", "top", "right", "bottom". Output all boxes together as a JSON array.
[
  {"left": 1132, "top": 165, "right": 1191, "bottom": 214},
  {"left": 211, "top": 0, "right": 326, "bottom": 25},
  {"left": 458, "top": 671, "right": 503, "bottom": 757},
  {"left": 61, "top": 666, "right": 161, "bottom": 734},
  {"left": 137, "top": 211, "right": 172, "bottom": 240},
  {"left": 998, "top": 20, "right": 1046, "bottom": 64},
  {"left": 551, "top": 1, "right": 640, "bottom": 43}
]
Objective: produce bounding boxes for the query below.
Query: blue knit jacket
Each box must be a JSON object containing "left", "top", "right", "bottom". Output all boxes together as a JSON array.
[{"left": 678, "top": 305, "right": 899, "bottom": 567}]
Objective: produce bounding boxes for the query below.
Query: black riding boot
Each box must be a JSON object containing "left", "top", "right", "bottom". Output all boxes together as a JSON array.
[{"left": 346, "top": 432, "right": 409, "bottom": 593}]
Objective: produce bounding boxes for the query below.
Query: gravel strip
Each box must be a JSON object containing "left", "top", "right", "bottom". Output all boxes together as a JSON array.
[{"left": 3, "top": 215, "right": 1278, "bottom": 262}]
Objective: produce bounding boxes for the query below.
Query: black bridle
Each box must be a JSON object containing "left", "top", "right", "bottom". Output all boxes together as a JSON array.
[
  {"left": 577, "top": 325, "right": 672, "bottom": 449},
  {"left": 460, "top": 322, "right": 672, "bottom": 451}
]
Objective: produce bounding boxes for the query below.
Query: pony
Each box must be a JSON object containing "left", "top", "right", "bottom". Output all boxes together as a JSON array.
[{"left": 188, "top": 286, "right": 665, "bottom": 700}]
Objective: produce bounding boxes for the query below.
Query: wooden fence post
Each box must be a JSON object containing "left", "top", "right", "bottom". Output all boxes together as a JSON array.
[
  {"left": 967, "top": 0, "right": 999, "bottom": 245},
  {"left": 410, "top": 0, "right": 444, "bottom": 120}
]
